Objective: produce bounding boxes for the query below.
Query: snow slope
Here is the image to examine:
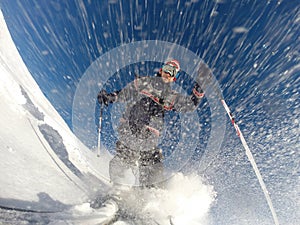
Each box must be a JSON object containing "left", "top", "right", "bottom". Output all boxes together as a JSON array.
[{"left": 0, "top": 10, "right": 112, "bottom": 212}]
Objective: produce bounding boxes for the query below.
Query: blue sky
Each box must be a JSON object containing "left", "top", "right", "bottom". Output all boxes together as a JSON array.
[
  {"left": 1, "top": 0, "right": 299, "bottom": 157},
  {"left": 1, "top": 0, "right": 298, "bottom": 128},
  {"left": 1, "top": 0, "right": 299, "bottom": 153}
]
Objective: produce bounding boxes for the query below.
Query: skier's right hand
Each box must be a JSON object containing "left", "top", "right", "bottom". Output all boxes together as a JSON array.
[
  {"left": 192, "top": 83, "right": 204, "bottom": 98},
  {"left": 97, "top": 90, "right": 117, "bottom": 106}
]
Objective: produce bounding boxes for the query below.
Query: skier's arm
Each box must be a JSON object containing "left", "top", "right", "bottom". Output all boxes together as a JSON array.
[
  {"left": 97, "top": 77, "right": 143, "bottom": 105},
  {"left": 173, "top": 83, "right": 204, "bottom": 112}
]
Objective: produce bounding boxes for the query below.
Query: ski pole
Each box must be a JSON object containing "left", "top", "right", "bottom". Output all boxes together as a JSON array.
[
  {"left": 220, "top": 99, "right": 279, "bottom": 225},
  {"left": 195, "top": 63, "right": 279, "bottom": 225},
  {"left": 97, "top": 104, "right": 104, "bottom": 157}
]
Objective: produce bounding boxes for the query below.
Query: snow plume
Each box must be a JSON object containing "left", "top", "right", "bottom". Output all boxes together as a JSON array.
[{"left": 143, "top": 173, "right": 216, "bottom": 225}]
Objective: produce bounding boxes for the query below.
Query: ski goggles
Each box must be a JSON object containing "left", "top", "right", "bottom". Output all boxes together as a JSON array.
[{"left": 162, "top": 64, "right": 178, "bottom": 77}]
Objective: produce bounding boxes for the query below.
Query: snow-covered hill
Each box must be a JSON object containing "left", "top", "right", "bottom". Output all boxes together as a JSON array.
[{"left": 0, "top": 10, "right": 113, "bottom": 212}]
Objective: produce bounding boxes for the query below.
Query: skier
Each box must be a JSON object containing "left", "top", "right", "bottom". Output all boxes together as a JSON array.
[{"left": 97, "top": 59, "right": 204, "bottom": 189}]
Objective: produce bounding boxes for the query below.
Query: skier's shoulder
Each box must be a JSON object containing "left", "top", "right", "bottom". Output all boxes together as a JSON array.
[
  {"left": 133, "top": 75, "right": 153, "bottom": 89},
  {"left": 134, "top": 75, "right": 153, "bottom": 82}
]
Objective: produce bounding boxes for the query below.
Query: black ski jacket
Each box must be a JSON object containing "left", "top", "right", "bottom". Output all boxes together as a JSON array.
[{"left": 110, "top": 74, "right": 204, "bottom": 151}]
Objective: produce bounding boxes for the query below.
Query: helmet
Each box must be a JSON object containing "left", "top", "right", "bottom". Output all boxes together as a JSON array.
[{"left": 162, "top": 59, "right": 181, "bottom": 81}]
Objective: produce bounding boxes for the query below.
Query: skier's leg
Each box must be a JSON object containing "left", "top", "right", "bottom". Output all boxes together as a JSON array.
[
  {"left": 109, "top": 154, "right": 129, "bottom": 184},
  {"left": 139, "top": 147, "right": 164, "bottom": 188},
  {"left": 109, "top": 141, "right": 131, "bottom": 184},
  {"left": 107, "top": 141, "right": 136, "bottom": 206},
  {"left": 109, "top": 141, "right": 140, "bottom": 185}
]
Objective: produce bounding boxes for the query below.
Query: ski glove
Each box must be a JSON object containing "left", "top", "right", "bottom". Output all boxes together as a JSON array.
[
  {"left": 191, "top": 83, "right": 204, "bottom": 106},
  {"left": 192, "top": 83, "right": 204, "bottom": 98},
  {"left": 97, "top": 90, "right": 117, "bottom": 106}
]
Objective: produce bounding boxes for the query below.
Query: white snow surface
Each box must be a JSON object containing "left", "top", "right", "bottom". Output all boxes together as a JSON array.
[
  {"left": 142, "top": 173, "right": 216, "bottom": 225},
  {"left": 0, "top": 9, "right": 111, "bottom": 209},
  {"left": 0, "top": 10, "right": 216, "bottom": 224}
]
